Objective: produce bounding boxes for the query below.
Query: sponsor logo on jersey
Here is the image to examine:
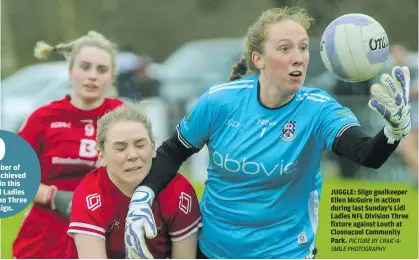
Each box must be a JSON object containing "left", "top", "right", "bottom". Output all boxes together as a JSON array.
[
  {"left": 281, "top": 121, "right": 296, "bottom": 141},
  {"left": 256, "top": 118, "right": 277, "bottom": 126},
  {"left": 212, "top": 150, "right": 298, "bottom": 176},
  {"left": 179, "top": 192, "right": 192, "bottom": 214},
  {"left": 50, "top": 121, "right": 71, "bottom": 128},
  {"left": 185, "top": 111, "right": 192, "bottom": 122},
  {"left": 86, "top": 193, "right": 101, "bottom": 211},
  {"left": 298, "top": 232, "right": 308, "bottom": 245},
  {"left": 340, "top": 115, "right": 356, "bottom": 122},
  {"left": 227, "top": 119, "right": 241, "bottom": 128},
  {"left": 337, "top": 110, "right": 352, "bottom": 116},
  {"left": 337, "top": 110, "right": 356, "bottom": 122}
]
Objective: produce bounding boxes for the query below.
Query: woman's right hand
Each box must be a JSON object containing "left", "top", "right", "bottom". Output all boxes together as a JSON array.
[
  {"left": 51, "top": 189, "right": 73, "bottom": 218},
  {"left": 34, "top": 184, "right": 73, "bottom": 218},
  {"left": 125, "top": 186, "right": 157, "bottom": 259}
]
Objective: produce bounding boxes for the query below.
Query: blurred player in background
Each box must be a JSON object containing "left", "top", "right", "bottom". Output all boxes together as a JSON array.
[
  {"left": 12, "top": 31, "right": 123, "bottom": 259},
  {"left": 400, "top": 81, "right": 418, "bottom": 184},
  {"left": 125, "top": 6, "right": 412, "bottom": 259},
  {"left": 66, "top": 103, "right": 201, "bottom": 259},
  {"left": 386, "top": 45, "right": 418, "bottom": 184}
]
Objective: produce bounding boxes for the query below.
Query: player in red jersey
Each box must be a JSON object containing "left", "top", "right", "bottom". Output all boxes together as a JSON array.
[
  {"left": 12, "top": 31, "right": 123, "bottom": 259},
  {"left": 65, "top": 103, "right": 201, "bottom": 259}
]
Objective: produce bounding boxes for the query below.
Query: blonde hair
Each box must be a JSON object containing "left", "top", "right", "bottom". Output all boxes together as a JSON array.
[
  {"left": 97, "top": 102, "right": 154, "bottom": 151},
  {"left": 34, "top": 31, "right": 119, "bottom": 78},
  {"left": 229, "top": 6, "right": 314, "bottom": 81}
]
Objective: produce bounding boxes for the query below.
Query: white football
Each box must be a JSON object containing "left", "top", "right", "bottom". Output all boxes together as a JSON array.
[{"left": 320, "top": 13, "right": 389, "bottom": 82}]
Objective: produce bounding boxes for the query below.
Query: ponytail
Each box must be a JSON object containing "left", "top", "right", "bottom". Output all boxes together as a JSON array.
[
  {"left": 33, "top": 31, "right": 118, "bottom": 78},
  {"left": 229, "top": 57, "right": 247, "bottom": 81},
  {"left": 34, "top": 40, "right": 75, "bottom": 61}
]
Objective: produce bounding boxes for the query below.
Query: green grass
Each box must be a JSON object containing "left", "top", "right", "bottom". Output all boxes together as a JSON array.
[
  {"left": 315, "top": 178, "right": 418, "bottom": 259},
  {"left": 1, "top": 178, "right": 417, "bottom": 259}
]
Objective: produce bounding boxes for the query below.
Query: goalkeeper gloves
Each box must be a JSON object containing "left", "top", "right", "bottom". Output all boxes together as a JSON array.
[
  {"left": 125, "top": 186, "right": 157, "bottom": 259},
  {"left": 368, "top": 66, "right": 411, "bottom": 144},
  {"left": 46, "top": 185, "right": 73, "bottom": 218}
]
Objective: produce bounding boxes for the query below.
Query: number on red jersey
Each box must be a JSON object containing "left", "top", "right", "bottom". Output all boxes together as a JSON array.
[{"left": 79, "top": 139, "right": 97, "bottom": 158}]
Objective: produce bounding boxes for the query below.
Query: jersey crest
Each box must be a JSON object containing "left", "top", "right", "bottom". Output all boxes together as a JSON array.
[
  {"left": 281, "top": 121, "right": 296, "bottom": 141},
  {"left": 86, "top": 193, "right": 101, "bottom": 211}
]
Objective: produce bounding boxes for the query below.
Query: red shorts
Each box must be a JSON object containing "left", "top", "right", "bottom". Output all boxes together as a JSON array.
[{"left": 13, "top": 205, "right": 70, "bottom": 259}]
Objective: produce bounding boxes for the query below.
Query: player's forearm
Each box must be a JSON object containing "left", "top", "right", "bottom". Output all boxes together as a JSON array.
[
  {"left": 332, "top": 126, "right": 399, "bottom": 169},
  {"left": 34, "top": 183, "right": 56, "bottom": 205},
  {"left": 74, "top": 234, "right": 108, "bottom": 259},
  {"left": 400, "top": 134, "right": 419, "bottom": 175},
  {"left": 34, "top": 184, "right": 73, "bottom": 217},
  {"left": 141, "top": 132, "right": 195, "bottom": 195}
]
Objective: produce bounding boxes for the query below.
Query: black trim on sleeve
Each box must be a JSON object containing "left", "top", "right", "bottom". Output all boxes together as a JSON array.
[
  {"left": 332, "top": 126, "right": 400, "bottom": 169},
  {"left": 140, "top": 131, "right": 198, "bottom": 195}
]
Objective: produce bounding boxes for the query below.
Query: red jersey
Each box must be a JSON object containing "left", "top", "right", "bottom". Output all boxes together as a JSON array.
[
  {"left": 66, "top": 168, "right": 201, "bottom": 259},
  {"left": 13, "top": 96, "right": 123, "bottom": 259}
]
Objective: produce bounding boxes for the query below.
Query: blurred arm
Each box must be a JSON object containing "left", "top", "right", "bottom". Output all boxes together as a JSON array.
[
  {"left": 410, "top": 81, "right": 418, "bottom": 99},
  {"left": 34, "top": 183, "right": 73, "bottom": 218},
  {"left": 34, "top": 183, "right": 55, "bottom": 204},
  {"left": 171, "top": 232, "right": 199, "bottom": 259},
  {"left": 19, "top": 112, "right": 55, "bottom": 206},
  {"left": 399, "top": 132, "right": 418, "bottom": 175}
]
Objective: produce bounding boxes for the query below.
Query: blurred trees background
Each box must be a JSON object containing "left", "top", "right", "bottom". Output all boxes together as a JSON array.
[{"left": 1, "top": 0, "right": 418, "bottom": 78}]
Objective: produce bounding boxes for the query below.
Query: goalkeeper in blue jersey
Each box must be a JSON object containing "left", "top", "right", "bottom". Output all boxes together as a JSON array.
[{"left": 124, "top": 7, "right": 412, "bottom": 259}]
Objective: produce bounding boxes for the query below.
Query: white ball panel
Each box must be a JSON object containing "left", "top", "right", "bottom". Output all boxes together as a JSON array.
[
  {"left": 334, "top": 24, "right": 359, "bottom": 80},
  {"left": 345, "top": 23, "right": 373, "bottom": 79}
]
